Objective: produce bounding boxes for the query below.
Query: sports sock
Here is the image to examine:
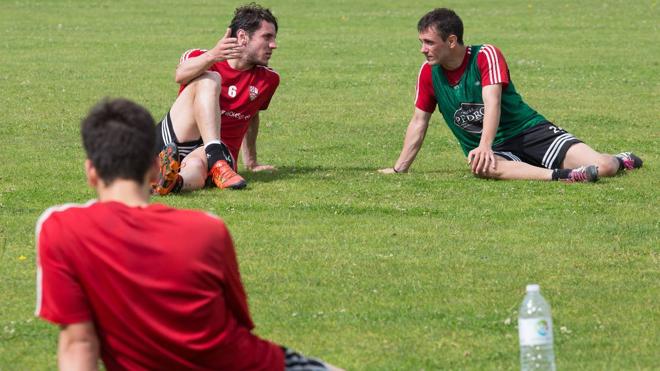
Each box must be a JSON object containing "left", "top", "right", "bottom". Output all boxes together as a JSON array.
[
  {"left": 205, "top": 142, "right": 233, "bottom": 170},
  {"left": 551, "top": 168, "right": 572, "bottom": 181},
  {"left": 615, "top": 156, "right": 625, "bottom": 171},
  {"left": 172, "top": 175, "right": 184, "bottom": 193}
]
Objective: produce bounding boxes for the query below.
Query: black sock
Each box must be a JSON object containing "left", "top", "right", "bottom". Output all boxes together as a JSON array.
[
  {"left": 615, "top": 156, "right": 625, "bottom": 171},
  {"left": 205, "top": 143, "right": 233, "bottom": 171},
  {"left": 551, "top": 168, "right": 572, "bottom": 181},
  {"left": 172, "top": 176, "right": 184, "bottom": 193}
]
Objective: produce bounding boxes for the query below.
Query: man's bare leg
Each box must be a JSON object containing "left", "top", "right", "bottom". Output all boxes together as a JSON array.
[
  {"left": 477, "top": 155, "right": 598, "bottom": 182},
  {"left": 478, "top": 156, "right": 553, "bottom": 180},
  {"left": 169, "top": 71, "right": 222, "bottom": 144},
  {"left": 561, "top": 143, "right": 619, "bottom": 177},
  {"left": 162, "top": 71, "right": 246, "bottom": 190},
  {"left": 179, "top": 147, "right": 208, "bottom": 191}
]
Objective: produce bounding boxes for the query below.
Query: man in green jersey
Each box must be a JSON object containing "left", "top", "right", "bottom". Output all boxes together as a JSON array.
[{"left": 379, "top": 8, "right": 642, "bottom": 182}]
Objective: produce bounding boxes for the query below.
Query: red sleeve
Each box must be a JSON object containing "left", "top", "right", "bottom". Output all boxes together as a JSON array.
[
  {"left": 35, "top": 212, "right": 92, "bottom": 324},
  {"left": 179, "top": 49, "right": 207, "bottom": 64},
  {"left": 415, "top": 62, "right": 436, "bottom": 113},
  {"left": 260, "top": 69, "right": 280, "bottom": 111},
  {"left": 216, "top": 222, "right": 255, "bottom": 330},
  {"left": 178, "top": 49, "right": 219, "bottom": 93},
  {"left": 477, "top": 44, "right": 510, "bottom": 87}
]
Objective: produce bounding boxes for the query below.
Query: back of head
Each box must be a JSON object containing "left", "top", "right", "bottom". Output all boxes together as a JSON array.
[
  {"left": 418, "top": 8, "right": 464, "bottom": 45},
  {"left": 81, "top": 98, "right": 156, "bottom": 185},
  {"left": 229, "top": 2, "right": 278, "bottom": 37}
]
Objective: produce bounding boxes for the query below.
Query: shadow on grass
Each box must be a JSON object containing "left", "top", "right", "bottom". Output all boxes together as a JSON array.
[{"left": 240, "top": 165, "right": 379, "bottom": 184}]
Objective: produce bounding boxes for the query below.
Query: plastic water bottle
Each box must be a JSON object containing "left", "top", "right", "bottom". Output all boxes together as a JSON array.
[{"left": 518, "top": 284, "right": 556, "bottom": 370}]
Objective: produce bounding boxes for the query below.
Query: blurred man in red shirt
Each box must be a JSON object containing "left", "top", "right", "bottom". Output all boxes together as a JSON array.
[{"left": 36, "top": 98, "right": 341, "bottom": 371}]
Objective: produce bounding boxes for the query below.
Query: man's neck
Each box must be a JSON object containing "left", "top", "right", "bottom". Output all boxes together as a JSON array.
[
  {"left": 441, "top": 44, "right": 467, "bottom": 71},
  {"left": 96, "top": 179, "right": 150, "bottom": 207},
  {"left": 227, "top": 58, "right": 255, "bottom": 71}
]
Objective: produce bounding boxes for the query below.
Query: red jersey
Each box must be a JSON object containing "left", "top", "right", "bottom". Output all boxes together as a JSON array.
[
  {"left": 36, "top": 201, "right": 284, "bottom": 371},
  {"left": 415, "top": 44, "right": 510, "bottom": 113},
  {"left": 179, "top": 49, "right": 280, "bottom": 158}
]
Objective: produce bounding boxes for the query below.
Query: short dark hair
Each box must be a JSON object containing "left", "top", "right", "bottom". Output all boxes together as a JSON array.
[
  {"left": 418, "top": 8, "right": 464, "bottom": 45},
  {"left": 81, "top": 98, "right": 157, "bottom": 185},
  {"left": 229, "top": 3, "right": 278, "bottom": 37}
]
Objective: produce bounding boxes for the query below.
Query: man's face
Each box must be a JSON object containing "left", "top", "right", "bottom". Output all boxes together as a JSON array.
[
  {"left": 419, "top": 27, "right": 451, "bottom": 65},
  {"left": 242, "top": 20, "right": 277, "bottom": 66}
]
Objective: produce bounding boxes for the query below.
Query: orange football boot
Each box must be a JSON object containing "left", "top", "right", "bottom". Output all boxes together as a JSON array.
[
  {"left": 209, "top": 160, "right": 246, "bottom": 190},
  {"left": 153, "top": 143, "right": 182, "bottom": 195}
]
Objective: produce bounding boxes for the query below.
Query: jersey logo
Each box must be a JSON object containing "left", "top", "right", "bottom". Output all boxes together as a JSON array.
[
  {"left": 249, "top": 85, "right": 259, "bottom": 101},
  {"left": 453, "top": 103, "right": 484, "bottom": 134}
]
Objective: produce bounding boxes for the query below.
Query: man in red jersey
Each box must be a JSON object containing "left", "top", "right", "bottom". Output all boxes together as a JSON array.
[
  {"left": 36, "top": 99, "right": 341, "bottom": 370},
  {"left": 154, "top": 3, "right": 281, "bottom": 195},
  {"left": 379, "top": 8, "right": 642, "bottom": 182}
]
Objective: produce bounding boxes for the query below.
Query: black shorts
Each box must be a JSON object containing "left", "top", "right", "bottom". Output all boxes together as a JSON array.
[
  {"left": 155, "top": 112, "right": 203, "bottom": 161},
  {"left": 492, "top": 122, "right": 582, "bottom": 169},
  {"left": 282, "top": 347, "right": 330, "bottom": 371}
]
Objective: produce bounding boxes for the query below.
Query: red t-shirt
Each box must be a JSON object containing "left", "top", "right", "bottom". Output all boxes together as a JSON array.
[
  {"left": 36, "top": 201, "right": 284, "bottom": 371},
  {"left": 179, "top": 49, "right": 280, "bottom": 159},
  {"left": 415, "top": 44, "right": 510, "bottom": 113}
]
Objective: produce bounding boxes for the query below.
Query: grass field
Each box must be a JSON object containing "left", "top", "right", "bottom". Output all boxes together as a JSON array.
[{"left": 1, "top": 0, "right": 658, "bottom": 369}]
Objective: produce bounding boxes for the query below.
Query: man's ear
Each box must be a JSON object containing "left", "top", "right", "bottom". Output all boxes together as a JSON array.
[
  {"left": 84, "top": 159, "right": 99, "bottom": 188},
  {"left": 447, "top": 34, "right": 458, "bottom": 48},
  {"left": 236, "top": 29, "right": 249, "bottom": 46}
]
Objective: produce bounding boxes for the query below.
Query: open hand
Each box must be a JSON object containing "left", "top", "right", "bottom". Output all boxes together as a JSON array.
[
  {"left": 209, "top": 28, "right": 244, "bottom": 62},
  {"left": 378, "top": 167, "right": 402, "bottom": 174},
  {"left": 247, "top": 164, "right": 277, "bottom": 172},
  {"left": 467, "top": 146, "right": 496, "bottom": 175}
]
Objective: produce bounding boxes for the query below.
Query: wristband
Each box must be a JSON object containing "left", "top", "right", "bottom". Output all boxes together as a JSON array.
[{"left": 392, "top": 167, "right": 399, "bottom": 173}]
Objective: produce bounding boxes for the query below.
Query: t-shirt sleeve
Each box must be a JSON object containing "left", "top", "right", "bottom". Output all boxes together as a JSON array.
[
  {"left": 179, "top": 48, "right": 207, "bottom": 64},
  {"left": 415, "top": 62, "right": 436, "bottom": 113},
  {"left": 178, "top": 49, "right": 218, "bottom": 92},
  {"left": 216, "top": 222, "right": 255, "bottom": 330},
  {"left": 260, "top": 71, "right": 280, "bottom": 111},
  {"left": 35, "top": 213, "right": 92, "bottom": 324},
  {"left": 477, "top": 44, "right": 510, "bottom": 87}
]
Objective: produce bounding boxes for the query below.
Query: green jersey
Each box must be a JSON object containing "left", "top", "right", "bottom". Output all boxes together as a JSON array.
[{"left": 431, "top": 44, "right": 546, "bottom": 155}]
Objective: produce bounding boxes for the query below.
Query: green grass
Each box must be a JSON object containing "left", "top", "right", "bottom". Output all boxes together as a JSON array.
[{"left": 1, "top": 0, "right": 658, "bottom": 369}]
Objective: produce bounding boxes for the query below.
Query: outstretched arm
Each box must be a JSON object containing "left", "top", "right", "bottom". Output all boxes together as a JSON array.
[
  {"left": 241, "top": 113, "right": 276, "bottom": 172},
  {"left": 467, "top": 83, "right": 502, "bottom": 174},
  {"left": 58, "top": 322, "right": 100, "bottom": 371},
  {"left": 175, "top": 28, "right": 244, "bottom": 85},
  {"left": 379, "top": 108, "right": 432, "bottom": 174}
]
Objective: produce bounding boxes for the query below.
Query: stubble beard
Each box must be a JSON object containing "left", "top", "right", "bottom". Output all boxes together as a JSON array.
[{"left": 246, "top": 50, "right": 270, "bottom": 67}]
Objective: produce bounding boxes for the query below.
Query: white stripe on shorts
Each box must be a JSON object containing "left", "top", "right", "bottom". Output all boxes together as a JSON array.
[
  {"left": 161, "top": 115, "right": 172, "bottom": 144},
  {"left": 177, "top": 145, "right": 199, "bottom": 159},
  {"left": 542, "top": 133, "right": 575, "bottom": 168},
  {"left": 494, "top": 151, "right": 522, "bottom": 162},
  {"left": 159, "top": 114, "right": 203, "bottom": 160}
]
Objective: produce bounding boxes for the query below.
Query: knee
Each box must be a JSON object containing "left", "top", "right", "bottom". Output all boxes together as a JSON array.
[
  {"left": 186, "top": 157, "right": 208, "bottom": 176},
  {"left": 190, "top": 71, "right": 222, "bottom": 94},
  {"left": 594, "top": 155, "right": 619, "bottom": 177},
  {"left": 181, "top": 157, "right": 209, "bottom": 189}
]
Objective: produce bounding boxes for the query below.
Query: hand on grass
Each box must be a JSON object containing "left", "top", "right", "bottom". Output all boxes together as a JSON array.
[
  {"left": 247, "top": 164, "right": 277, "bottom": 172},
  {"left": 378, "top": 167, "right": 404, "bottom": 174},
  {"left": 467, "top": 145, "right": 496, "bottom": 175}
]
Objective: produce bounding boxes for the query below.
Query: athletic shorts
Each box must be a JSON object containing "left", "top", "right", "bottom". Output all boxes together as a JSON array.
[
  {"left": 282, "top": 347, "right": 330, "bottom": 371},
  {"left": 155, "top": 112, "right": 204, "bottom": 161},
  {"left": 492, "top": 122, "right": 582, "bottom": 169}
]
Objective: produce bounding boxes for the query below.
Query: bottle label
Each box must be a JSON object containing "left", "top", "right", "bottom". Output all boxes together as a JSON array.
[{"left": 518, "top": 317, "right": 553, "bottom": 346}]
